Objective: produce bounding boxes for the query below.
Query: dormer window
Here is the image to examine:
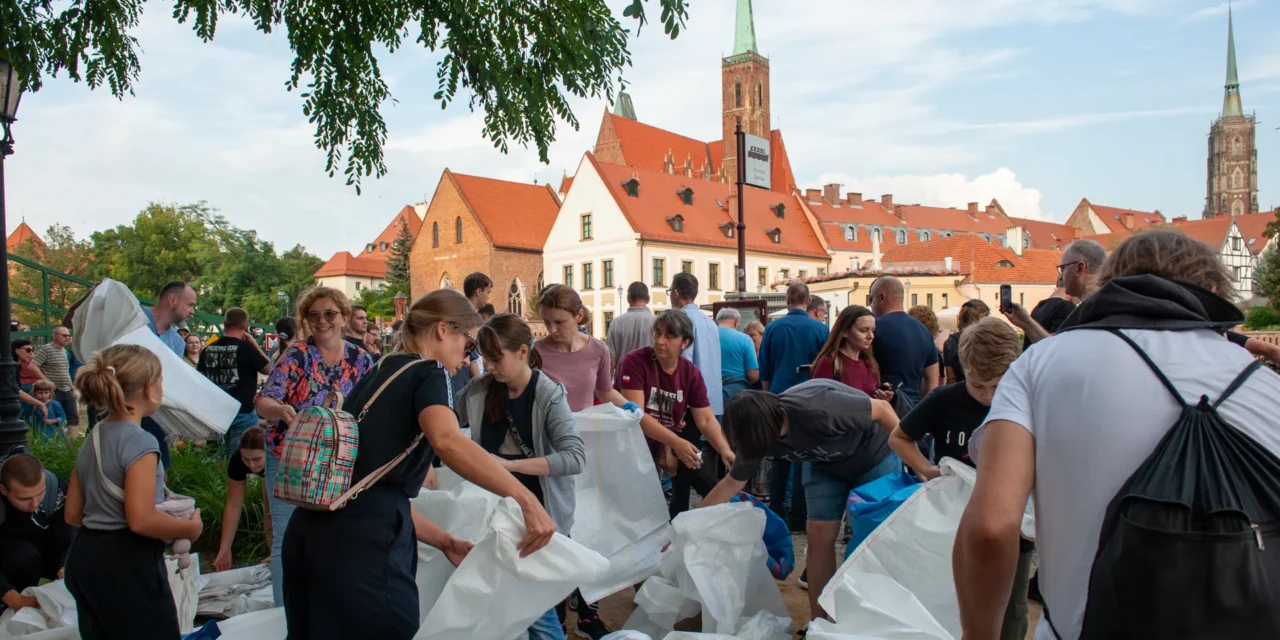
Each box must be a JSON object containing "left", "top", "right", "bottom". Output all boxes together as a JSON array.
[
  {"left": 622, "top": 178, "right": 639, "bottom": 197},
  {"left": 719, "top": 222, "right": 735, "bottom": 238},
  {"left": 896, "top": 229, "right": 908, "bottom": 244},
  {"left": 980, "top": 233, "right": 992, "bottom": 243},
  {"left": 1023, "top": 236, "right": 1031, "bottom": 249},
  {"left": 677, "top": 187, "right": 694, "bottom": 205},
  {"left": 666, "top": 214, "right": 685, "bottom": 233},
  {"left": 365, "top": 243, "right": 375, "bottom": 253},
  {"left": 919, "top": 230, "right": 931, "bottom": 242},
  {"left": 765, "top": 227, "right": 782, "bottom": 244},
  {"left": 995, "top": 260, "right": 1015, "bottom": 268},
  {"left": 843, "top": 226, "right": 855, "bottom": 241},
  {"left": 771, "top": 204, "right": 785, "bottom": 219},
  {"left": 379, "top": 242, "right": 389, "bottom": 251}
]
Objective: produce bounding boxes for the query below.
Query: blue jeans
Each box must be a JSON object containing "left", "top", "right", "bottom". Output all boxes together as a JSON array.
[
  {"left": 802, "top": 452, "right": 903, "bottom": 522},
  {"left": 528, "top": 607, "right": 566, "bottom": 640},
  {"left": 222, "top": 411, "right": 259, "bottom": 457},
  {"left": 264, "top": 448, "right": 296, "bottom": 607}
]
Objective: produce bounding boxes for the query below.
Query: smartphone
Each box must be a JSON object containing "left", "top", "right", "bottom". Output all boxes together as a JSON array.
[{"left": 1000, "top": 284, "right": 1013, "bottom": 314}]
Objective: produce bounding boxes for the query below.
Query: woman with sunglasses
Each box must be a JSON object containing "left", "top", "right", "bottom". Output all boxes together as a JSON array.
[{"left": 255, "top": 286, "right": 374, "bottom": 606}]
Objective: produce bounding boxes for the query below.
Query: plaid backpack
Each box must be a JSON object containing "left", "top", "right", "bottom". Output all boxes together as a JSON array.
[{"left": 273, "top": 359, "right": 424, "bottom": 511}]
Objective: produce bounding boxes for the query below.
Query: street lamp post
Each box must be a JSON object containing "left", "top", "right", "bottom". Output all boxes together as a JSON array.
[
  {"left": 0, "top": 59, "right": 26, "bottom": 457},
  {"left": 277, "top": 290, "right": 289, "bottom": 318}
]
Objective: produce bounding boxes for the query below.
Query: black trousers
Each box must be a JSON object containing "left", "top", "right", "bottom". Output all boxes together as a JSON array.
[
  {"left": 283, "top": 490, "right": 418, "bottom": 640},
  {"left": 65, "top": 528, "right": 180, "bottom": 640},
  {"left": 668, "top": 413, "right": 718, "bottom": 520},
  {"left": 0, "top": 537, "right": 61, "bottom": 595},
  {"left": 767, "top": 458, "right": 806, "bottom": 527},
  {"left": 55, "top": 388, "right": 78, "bottom": 426}
]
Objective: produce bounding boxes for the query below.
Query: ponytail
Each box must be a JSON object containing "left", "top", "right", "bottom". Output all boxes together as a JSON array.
[{"left": 75, "top": 345, "right": 162, "bottom": 419}]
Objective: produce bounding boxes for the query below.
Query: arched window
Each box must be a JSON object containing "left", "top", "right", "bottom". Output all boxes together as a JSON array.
[
  {"left": 756, "top": 82, "right": 763, "bottom": 107},
  {"left": 1232, "top": 136, "right": 1243, "bottom": 157},
  {"left": 1023, "top": 236, "right": 1031, "bottom": 249},
  {"left": 1232, "top": 200, "right": 1244, "bottom": 216},
  {"left": 872, "top": 227, "right": 882, "bottom": 244},
  {"left": 432, "top": 222, "right": 439, "bottom": 248},
  {"left": 896, "top": 229, "right": 907, "bottom": 244},
  {"left": 1232, "top": 169, "right": 1244, "bottom": 189},
  {"left": 735, "top": 77, "right": 742, "bottom": 108},
  {"left": 995, "top": 260, "right": 1015, "bottom": 268},
  {"left": 440, "top": 273, "right": 452, "bottom": 289},
  {"left": 919, "top": 230, "right": 931, "bottom": 242},
  {"left": 536, "top": 271, "right": 544, "bottom": 297},
  {"left": 1221, "top": 194, "right": 1228, "bottom": 210},
  {"left": 455, "top": 217, "right": 463, "bottom": 243},
  {"left": 980, "top": 233, "right": 992, "bottom": 243},
  {"left": 843, "top": 226, "right": 855, "bottom": 241},
  {"left": 509, "top": 278, "right": 525, "bottom": 317}
]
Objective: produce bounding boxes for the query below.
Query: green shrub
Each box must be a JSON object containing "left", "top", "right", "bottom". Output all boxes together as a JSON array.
[
  {"left": 1244, "top": 307, "right": 1280, "bottom": 331},
  {"left": 27, "top": 433, "right": 268, "bottom": 569}
]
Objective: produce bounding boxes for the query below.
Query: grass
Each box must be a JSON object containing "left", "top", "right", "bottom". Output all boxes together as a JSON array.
[{"left": 28, "top": 432, "right": 269, "bottom": 569}]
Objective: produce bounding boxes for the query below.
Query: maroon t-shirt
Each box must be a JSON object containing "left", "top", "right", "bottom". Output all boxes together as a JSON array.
[
  {"left": 812, "top": 354, "right": 881, "bottom": 396},
  {"left": 617, "top": 347, "right": 710, "bottom": 456}
]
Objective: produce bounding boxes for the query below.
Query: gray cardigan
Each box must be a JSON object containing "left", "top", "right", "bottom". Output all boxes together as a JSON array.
[{"left": 456, "top": 372, "right": 585, "bottom": 533}]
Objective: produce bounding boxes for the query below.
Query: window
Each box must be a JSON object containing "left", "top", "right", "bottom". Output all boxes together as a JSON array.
[
  {"left": 709, "top": 264, "right": 721, "bottom": 291},
  {"left": 756, "top": 82, "right": 763, "bottom": 107},
  {"left": 896, "top": 229, "right": 908, "bottom": 244},
  {"left": 604, "top": 311, "right": 615, "bottom": 334},
  {"left": 818, "top": 267, "right": 826, "bottom": 276},
  {"left": 872, "top": 228, "right": 882, "bottom": 244},
  {"left": 582, "top": 263, "right": 594, "bottom": 290},
  {"left": 1233, "top": 236, "right": 1242, "bottom": 251},
  {"left": 766, "top": 227, "right": 782, "bottom": 244},
  {"left": 758, "top": 267, "right": 768, "bottom": 288},
  {"left": 432, "top": 222, "right": 439, "bottom": 247},
  {"left": 719, "top": 222, "right": 735, "bottom": 238},
  {"left": 622, "top": 178, "right": 639, "bottom": 197},
  {"left": 1020, "top": 292, "right": 1026, "bottom": 306},
  {"left": 509, "top": 279, "right": 524, "bottom": 317},
  {"left": 455, "top": 217, "right": 462, "bottom": 243},
  {"left": 379, "top": 242, "right": 388, "bottom": 251},
  {"left": 780, "top": 269, "right": 790, "bottom": 281},
  {"left": 365, "top": 243, "right": 374, "bottom": 253},
  {"left": 653, "top": 258, "right": 665, "bottom": 287},
  {"left": 1232, "top": 201, "right": 1244, "bottom": 216},
  {"left": 355, "top": 281, "right": 363, "bottom": 291},
  {"left": 667, "top": 215, "right": 684, "bottom": 232},
  {"left": 563, "top": 264, "right": 574, "bottom": 287},
  {"left": 681, "top": 260, "right": 693, "bottom": 274},
  {"left": 603, "top": 260, "right": 614, "bottom": 288},
  {"left": 995, "top": 260, "right": 1015, "bottom": 268},
  {"left": 1234, "top": 266, "right": 1242, "bottom": 281},
  {"left": 771, "top": 204, "right": 785, "bottom": 219},
  {"left": 981, "top": 234, "right": 992, "bottom": 243},
  {"left": 926, "top": 293, "right": 933, "bottom": 308},
  {"left": 843, "top": 226, "right": 855, "bottom": 241},
  {"left": 941, "top": 293, "right": 948, "bottom": 309},
  {"left": 919, "top": 230, "right": 931, "bottom": 242},
  {"left": 735, "top": 76, "right": 742, "bottom": 108},
  {"left": 911, "top": 293, "right": 918, "bottom": 306},
  {"left": 677, "top": 187, "right": 694, "bottom": 205},
  {"left": 798, "top": 270, "right": 807, "bottom": 279},
  {"left": 581, "top": 213, "right": 593, "bottom": 240},
  {"left": 1233, "top": 136, "right": 1243, "bottom": 157},
  {"left": 1023, "top": 236, "right": 1031, "bottom": 249},
  {"left": 1232, "top": 169, "right": 1244, "bottom": 189}
]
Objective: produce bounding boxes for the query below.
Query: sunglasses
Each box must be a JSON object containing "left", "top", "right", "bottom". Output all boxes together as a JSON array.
[
  {"left": 448, "top": 322, "right": 478, "bottom": 352},
  {"left": 306, "top": 310, "right": 342, "bottom": 323},
  {"left": 1056, "top": 261, "right": 1082, "bottom": 274}
]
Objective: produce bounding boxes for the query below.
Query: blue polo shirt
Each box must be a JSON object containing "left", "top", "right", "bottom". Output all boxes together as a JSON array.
[
  {"left": 718, "top": 326, "right": 759, "bottom": 380},
  {"left": 872, "top": 311, "right": 939, "bottom": 405},
  {"left": 144, "top": 307, "right": 185, "bottom": 356},
  {"left": 758, "top": 309, "right": 829, "bottom": 393}
]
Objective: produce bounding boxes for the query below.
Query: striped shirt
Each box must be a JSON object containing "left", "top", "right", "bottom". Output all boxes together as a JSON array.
[{"left": 34, "top": 344, "right": 72, "bottom": 390}]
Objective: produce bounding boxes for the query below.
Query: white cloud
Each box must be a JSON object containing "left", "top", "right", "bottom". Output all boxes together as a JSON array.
[
  {"left": 816, "top": 168, "right": 1051, "bottom": 220},
  {"left": 1175, "top": 0, "right": 1253, "bottom": 27},
  {"left": 946, "top": 106, "right": 1212, "bottom": 135}
]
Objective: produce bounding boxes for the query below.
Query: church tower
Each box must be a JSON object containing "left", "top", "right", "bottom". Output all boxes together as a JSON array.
[
  {"left": 721, "top": 0, "right": 770, "bottom": 181},
  {"left": 1205, "top": 7, "right": 1258, "bottom": 218}
]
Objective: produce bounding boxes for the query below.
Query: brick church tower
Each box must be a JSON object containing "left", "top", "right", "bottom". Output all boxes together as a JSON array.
[
  {"left": 721, "top": 0, "right": 770, "bottom": 181},
  {"left": 1205, "top": 7, "right": 1258, "bottom": 218}
]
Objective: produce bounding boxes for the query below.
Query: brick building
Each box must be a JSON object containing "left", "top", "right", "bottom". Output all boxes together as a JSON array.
[
  {"left": 1205, "top": 7, "right": 1259, "bottom": 218},
  {"left": 409, "top": 170, "right": 560, "bottom": 318}
]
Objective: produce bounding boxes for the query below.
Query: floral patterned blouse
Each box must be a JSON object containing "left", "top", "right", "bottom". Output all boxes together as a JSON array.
[{"left": 259, "top": 337, "right": 374, "bottom": 457}]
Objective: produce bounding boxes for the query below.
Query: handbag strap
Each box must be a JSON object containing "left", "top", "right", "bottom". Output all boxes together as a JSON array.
[
  {"left": 331, "top": 358, "right": 429, "bottom": 509},
  {"left": 503, "top": 373, "right": 538, "bottom": 458},
  {"left": 92, "top": 426, "right": 127, "bottom": 502}
]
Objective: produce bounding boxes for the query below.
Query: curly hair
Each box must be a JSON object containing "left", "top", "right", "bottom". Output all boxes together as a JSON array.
[
  {"left": 1095, "top": 229, "right": 1236, "bottom": 299},
  {"left": 908, "top": 305, "right": 940, "bottom": 337}
]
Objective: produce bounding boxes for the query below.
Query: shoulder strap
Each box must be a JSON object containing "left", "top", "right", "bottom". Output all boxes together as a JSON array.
[
  {"left": 504, "top": 372, "right": 538, "bottom": 458},
  {"left": 1107, "top": 329, "right": 1187, "bottom": 408},
  {"left": 330, "top": 359, "right": 430, "bottom": 509},
  {"left": 1213, "top": 359, "right": 1263, "bottom": 410},
  {"left": 92, "top": 426, "right": 127, "bottom": 501},
  {"left": 41, "top": 469, "right": 60, "bottom": 514},
  {"left": 354, "top": 358, "right": 425, "bottom": 422}
]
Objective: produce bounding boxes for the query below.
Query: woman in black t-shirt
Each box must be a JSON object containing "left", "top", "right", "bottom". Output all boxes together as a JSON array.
[
  {"left": 942, "top": 300, "right": 989, "bottom": 384},
  {"left": 280, "top": 290, "right": 558, "bottom": 640},
  {"left": 214, "top": 426, "right": 267, "bottom": 572}
]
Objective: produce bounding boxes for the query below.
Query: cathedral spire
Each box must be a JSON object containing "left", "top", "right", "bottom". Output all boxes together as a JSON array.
[
  {"left": 732, "top": 0, "right": 758, "bottom": 56},
  {"left": 612, "top": 89, "right": 636, "bottom": 121},
  {"left": 1222, "top": 5, "right": 1243, "bottom": 118}
]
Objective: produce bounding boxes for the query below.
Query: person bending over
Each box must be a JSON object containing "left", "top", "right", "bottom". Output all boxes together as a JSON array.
[{"left": 0, "top": 454, "right": 74, "bottom": 613}]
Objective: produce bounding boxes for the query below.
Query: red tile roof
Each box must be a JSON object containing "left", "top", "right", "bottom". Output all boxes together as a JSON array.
[
  {"left": 801, "top": 197, "right": 907, "bottom": 253},
  {"left": 1089, "top": 204, "right": 1165, "bottom": 235},
  {"left": 882, "top": 234, "right": 1059, "bottom": 284},
  {"left": 1167, "top": 216, "right": 1232, "bottom": 250},
  {"left": 1081, "top": 232, "right": 1127, "bottom": 252},
  {"left": 559, "top": 175, "right": 575, "bottom": 194},
  {"left": 6, "top": 222, "right": 43, "bottom": 252},
  {"left": 1008, "top": 217, "right": 1077, "bottom": 250},
  {"left": 589, "top": 154, "right": 827, "bottom": 259},
  {"left": 314, "top": 252, "right": 387, "bottom": 278},
  {"left": 895, "top": 203, "right": 1012, "bottom": 236},
  {"left": 607, "top": 114, "right": 714, "bottom": 176},
  {"left": 769, "top": 130, "right": 797, "bottom": 194},
  {"left": 448, "top": 171, "right": 561, "bottom": 251},
  {"left": 1231, "top": 212, "right": 1278, "bottom": 255}
]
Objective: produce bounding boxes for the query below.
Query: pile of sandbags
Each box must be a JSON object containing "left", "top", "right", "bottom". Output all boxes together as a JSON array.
[
  {"left": 623, "top": 503, "right": 791, "bottom": 640},
  {"left": 196, "top": 565, "right": 274, "bottom": 619}
]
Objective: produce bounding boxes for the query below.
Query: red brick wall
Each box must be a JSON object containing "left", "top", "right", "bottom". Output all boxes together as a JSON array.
[
  {"left": 721, "top": 54, "right": 771, "bottom": 180},
  {"left": 593, "top": 111, "right": 625, "bottom": 166}
]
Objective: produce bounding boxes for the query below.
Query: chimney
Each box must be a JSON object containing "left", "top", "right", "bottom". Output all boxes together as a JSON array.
[
  {"left": 1007, "top": 226, "right": 1024, "bottom": 256},
  {"left": 846, "top": 192, "right": 862, "bottom": 206},
  {"left": 894, "top": 205, "right": 907, "bottom": 222},
  {"left": 823, "top": 184, "right": 841, "bottom": 205},
  {"left": 805, "top": 188, "right": 821, "bottom": 203},
  {"left": 944, "top": 256, "right": 953, "bottom": 272},
  {"left": 967, "top": 202, "right": 979, "bottom": 220},
  {"left": 1122, "top": 212, "right": 1134, "bottom": 229},
  {"left": 881, "top": 194, "right": 894, "bottom": 210},
  {"left": 1172, "top": 215, "right": 1188, "bottom": 224},
  {"left": 872, "top": 231, "right": 882, "bottom": 271}
]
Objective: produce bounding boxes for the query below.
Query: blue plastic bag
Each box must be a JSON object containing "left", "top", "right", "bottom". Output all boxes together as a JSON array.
[
  {"left": 844, "top": 471, "right": 922, "bottom": 559},
  {"left": 731, "top": 491, "right": 795, "bottom": 580}
]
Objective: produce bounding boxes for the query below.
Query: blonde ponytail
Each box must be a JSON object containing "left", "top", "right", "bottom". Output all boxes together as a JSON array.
[{"left": 75, "top": 345, "right": 162, "bottom": 418}]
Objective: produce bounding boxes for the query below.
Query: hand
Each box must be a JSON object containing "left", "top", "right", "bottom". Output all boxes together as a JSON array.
[
  {"left": 1004, "top": 302, "right": 1032, "bottom": 329},
  {"left": 442, "top": 537, "right": 474, "bottom": 567},
  {"left": 2, "top": 590, "right": 39, "bottom": 611},
  {"left": 720, "top": 449, "right": 736, "bottom": 467},
  {"left": 515, "top": 497, "right": 557, "bottom": 558},
  {"left": 658, "top": 447, "right": 678, "bottom": 477},
  {"left": 423, "top": 467, "right": 439, "bottom": 490},
  {"left": 278, "top": 405, "right": 297, "bottom": 423},
  {"left": 56, "top": 567, "right": 64, "bottom": 580},
  {"left": 188, "top": 509, "right": 204, "bottom": 539},
  {"left": 671, "top": 439, "right": 702, "bottom": 470},
  {"left": 920, "top": 465, "right": 943, "bottom": 481},
  {"left": 213, "top": 548, "right": 233, "bottom": 572},
  {"left": 873, "top": 388, "right": 895, "bottom": 401},
  {"left": 33, "top": 401, "right": 48, "bottom": 418},
  {"left": 621, "top": 401, "right": 640, "bottom": 413}
]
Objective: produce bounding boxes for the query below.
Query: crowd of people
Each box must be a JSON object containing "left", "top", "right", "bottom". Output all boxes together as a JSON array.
[{"left": 1, "top": 228, "right": 1279, "bottom": 640}]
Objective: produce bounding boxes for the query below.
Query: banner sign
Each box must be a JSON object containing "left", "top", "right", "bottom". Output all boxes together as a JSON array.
[{"left": 744, "top": 133, "right": 771, "bottom": 190}]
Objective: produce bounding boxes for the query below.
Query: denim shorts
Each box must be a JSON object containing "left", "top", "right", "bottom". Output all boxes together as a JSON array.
[{"left": 801, "top": 452, "right": 903, "bottom": 522}]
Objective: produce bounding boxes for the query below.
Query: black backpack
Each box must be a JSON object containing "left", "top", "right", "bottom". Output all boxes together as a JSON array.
[{"left": 1050, "top": 329, "right": 1280, "bottom": 639}]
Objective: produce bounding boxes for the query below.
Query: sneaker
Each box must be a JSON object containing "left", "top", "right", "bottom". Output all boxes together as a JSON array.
[
  {"left": 798, "top": 569, "right": 808, "bottom": 590},
  {"left": 572, "top": 615, "right": 612, "bottom": 640}
]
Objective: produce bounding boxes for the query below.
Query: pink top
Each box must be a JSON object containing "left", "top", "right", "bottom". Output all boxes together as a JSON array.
[
  {"left": 812, "top": 353, "right": 880, "bottom": 396},
  {"left": 534, "top": 336, "right": 613, "bottom": 412}
]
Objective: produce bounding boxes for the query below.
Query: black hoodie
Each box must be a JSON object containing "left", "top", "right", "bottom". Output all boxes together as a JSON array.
[{"left": 1059, "top": 275, "right": 1243, "bottom": 334}]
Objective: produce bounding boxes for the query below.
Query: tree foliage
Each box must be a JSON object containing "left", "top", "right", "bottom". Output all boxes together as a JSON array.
[
  {"left": 9, "top": 224, "right": 95, "bottom": 327},
  {"left": 385, "top": 219, "right": 413, "bottom": 289},
  {"left": 2, "top": 0, "right": 689, "bottom": 191},
  {"left": 1254, "top": 245, "right": 1280, "bottom": 312}
]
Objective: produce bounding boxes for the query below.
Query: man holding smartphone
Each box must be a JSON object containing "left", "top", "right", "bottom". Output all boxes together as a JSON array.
[{"left": 1007, "top": 239, "right": 1106, "bottom": 344}]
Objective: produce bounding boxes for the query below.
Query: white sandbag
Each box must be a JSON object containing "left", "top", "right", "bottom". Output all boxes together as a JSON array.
[
  {"left": 0, "top": 580, "right": 77, "bottom": 637},
  {"left": 812, "top": 573, "right": 953, "bottom": 640},
  {"left": 624, "top": 503, "right": 790, "bottom": 639},
  {"left": 215, "top": 607, "right": 287, "bottom": 640},
  {"left": 10, "top": 629, "right": 78, "bottom": 640},
  {"left": 71, "top": 279, "right": 238, "bottom": 440},
  {"left": 166, "top": 554, "right": 201, "bottom": 634},
  {"left": 410, "top": 483, "right": 502, "bottom": 622},
  {"left": 820, "top": 460, "right": 976, "bottom": 639},
  {"left": 196, "top": 565, "right": 274, "bottom": 619},
  {"left": 602, "top": 632, "right": 654, "bottom": 640},
  {"left": 580, "top": 522, "right": 671, "bottom": 605},
  {"left": 415, "top": 497, "right": 610, "bottom": 640}
]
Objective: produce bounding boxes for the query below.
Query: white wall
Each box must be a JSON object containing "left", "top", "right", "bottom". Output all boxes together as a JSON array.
[{"left": 316, "top": 274, "right": 383, "bottom": 300}]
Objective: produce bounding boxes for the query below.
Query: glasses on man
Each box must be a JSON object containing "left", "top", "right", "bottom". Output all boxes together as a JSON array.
[
  {"left": 306, "top": 310, "right": 342, "bottom": 323},
  {"left": 1056, "top": 260, "right": 1083, "bottom": 274}
]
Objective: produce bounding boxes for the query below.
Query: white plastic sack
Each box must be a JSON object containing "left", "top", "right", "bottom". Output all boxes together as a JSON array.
[
  {"left": 415, "top": 497, "right": 610, "bottom": 640},
  {"left": 215, "top": 607, "right": 287, "bottom": 640},
  {"left": 9, "top": 629, "right": 78, "bottom": 640},
  {"left": 0, "top": 580, "right": 77, "bottom": 637},
  {"left": 820, "top": 459, "right": 975, "bottom": 639},
  {"left": 196, "top": 564, "right": 274, "bottom": 619},
  {"left": 571, "top": 405, "right": 672, "bottom": 603},
  {"left": 166, "top": 554, "right": 201, "bottom": 634},
  {"left": 810, "top": 573, "right": 953, "bottom": 640},
  {"left": 410, "top": 483, "right": 502, "bottom": 622},
  {"left": 602, "top": 632, "right": 654, "bottom": 640},
  {"left": 658, "top": 610, "right": 791, "bottom": 640},
  {"left": 71, "top": 279, "right": 237, "bottom": 440},
  {"left": 624, "top": 503, "right": 790, "bottom": 640}
]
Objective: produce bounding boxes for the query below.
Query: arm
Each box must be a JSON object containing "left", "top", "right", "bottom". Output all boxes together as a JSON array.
[
  {"left": 620, "top": 388, "right": 701, "bottom": 467},
  {"left": 411, "top": 508, "right": 473, "bottom": 567},
  {"left": 597, "top": 387, "right": 627, "bottom": 407},
  {"left": 700, "top": 474, "right": 748, "bottom": 508},
  {"left": 691, "top": 406, "right": 734, "bottom": 466},
  {"left": 920, "top": 363, "right": 940, "bottom": 398},
  {"left": 1244, "top": 338, "right": 1280, "bottom": 366},
  {"left": 870, "top": 398, "right": 900, "bottom": 434},
  {"left": 954, "top": 420, "right": 1036, "bottom": 640},
  {"left": 18, "top": 391, "right": 46, "bottom": 418},
  {"left": 64, "top": 469, "right": 84, "bottom": 526},
  {"left": 745, "top": 368, "right": 759, "bottom": 384},
  {"left": 248, "top": 339, "right": 272, "bottom": 375},
  {"left": 256, "top": 349, "right": 300, "bottom": 421},
  {"left": 215, "top": 479, "right": 246, "bottom": 571},
  {"left": 1005, "top": 303, "right": 1050, "bottom": 344},
  {"left": 943, "top": 366, "right": 958, "bottom": 385},
  {"left": 124, "top": 453, "right": 203, "bottom": 541},
  {"left": 889, "top": 427, "right": 939, "bottom": 480}
]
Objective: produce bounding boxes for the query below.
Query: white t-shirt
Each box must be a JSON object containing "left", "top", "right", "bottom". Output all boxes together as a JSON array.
[{"left": 976, "top": 328, "right": 1280, "bottom": 640}]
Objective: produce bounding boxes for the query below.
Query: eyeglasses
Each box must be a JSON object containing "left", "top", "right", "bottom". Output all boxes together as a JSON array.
[
  {"left": 448, "top": 322, "right": 478, "bottom": 352},
  {"left": 306, "top": 310, "right": 342, "bottom": 323},
  {"left": 1056, "top": 260, "right": 1083, "bottom": 274}
]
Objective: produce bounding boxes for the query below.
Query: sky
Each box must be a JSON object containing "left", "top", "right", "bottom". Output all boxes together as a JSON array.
[{"left": 6, "top": 0, "right": 1280, "bottom": 261}]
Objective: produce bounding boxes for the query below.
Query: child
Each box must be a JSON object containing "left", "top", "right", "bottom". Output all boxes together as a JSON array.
[
  {"left": 887, "top": 317, "right": 1029, "bottom": 640},
  {"left": 62, "top": 344, "right": 203, "bottom": 639},
  {"left": 457, "top": 314, "right": 586, "bottom": 640},
  {"left": 29, "top": 380, "right": 67, "bottom": 439}
]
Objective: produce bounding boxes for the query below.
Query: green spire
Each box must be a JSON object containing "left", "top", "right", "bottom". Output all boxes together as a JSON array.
[
  {"left": 1222, "top": 6, "right": 1243, "bottom": 118},
  {"left": 732, "top": 0, "right": 758, "bottom": 56},
  {"left": 612, "top": 90, "right": 636, "bottom": 121}
]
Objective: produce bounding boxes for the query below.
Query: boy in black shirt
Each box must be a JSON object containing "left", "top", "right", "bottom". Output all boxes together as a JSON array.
[
  {"left": 889, "top": 317, "right": 1029, "bottom": 640},
  {"left": 197, "top": 308, "right": 271, "bottom": 455}
]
